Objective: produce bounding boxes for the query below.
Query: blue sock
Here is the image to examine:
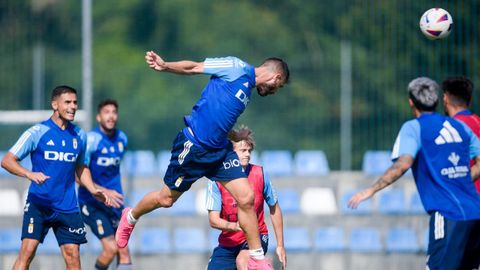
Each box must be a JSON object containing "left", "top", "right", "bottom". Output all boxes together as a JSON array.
[{"left": 94, "top": 262, "right": 108, "bottom": 270}]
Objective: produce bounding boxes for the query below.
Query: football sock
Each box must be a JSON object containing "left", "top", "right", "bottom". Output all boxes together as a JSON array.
[
  {"left": 94, "top": 262, "right": 108, "bottom": 270},
  {"left": 127, "top": 210, "right": 137, "bottom": 225},
  {"left": 249, "top": 248, "right": 265, "bottom": 260}
]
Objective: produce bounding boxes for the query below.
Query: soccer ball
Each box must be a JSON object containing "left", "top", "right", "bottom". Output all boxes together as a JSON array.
[{"left": 419, "top": 8, "right": 453, "bottom": 40}]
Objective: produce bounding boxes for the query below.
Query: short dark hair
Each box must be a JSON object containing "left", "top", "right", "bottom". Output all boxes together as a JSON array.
[
  {"left": 51, "top": 85, "right": 77, "bottom": 101},
  {"left": 97, "top": 99, "right": 119, "bottom": 113},
  {"left": 263, "top": 57, "right": 290, "bottom": 84},
  {"left": 442, "top": 76, "right": 473, "bottom": 106}
]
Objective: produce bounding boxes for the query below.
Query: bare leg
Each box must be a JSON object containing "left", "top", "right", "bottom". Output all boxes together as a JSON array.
[
  {"left": 220, "top": 178, "right": 261, "bottom": 250},
  {"left": 95, "top": 236, "right": 118, "bottom": 268},
  {"left": 12, "top": 238, "right": 39, "bottom": 270},
  {"left": 130, "top": 185, "right": 183, "bottom": 219},
  {"left": 60, "top": 243, "right": 81, "bottom": 270},
  {"left": 236, "top": 249, "right": 250, "bottom": 270}
]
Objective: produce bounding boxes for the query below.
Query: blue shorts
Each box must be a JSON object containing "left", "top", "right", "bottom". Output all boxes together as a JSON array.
[
  {"left": 22, "top": 200, "right": 87, "bottom": 246},
  {"left": 427, "top": 211, "right": 480, "bottom": 270},
  {"left": 164, "top": 130, "right": 247, "bottom": 192},
  {"left": 80, "top": 202, "right": 122, "bottom": 239},
  {"left": 207, "top": 234, "right": 269, "bottom": 270}
]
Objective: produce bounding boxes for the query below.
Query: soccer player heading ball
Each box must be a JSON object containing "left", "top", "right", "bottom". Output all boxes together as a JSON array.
[{"left": 116, "top": 51, "right": 289, "bottom": 270}]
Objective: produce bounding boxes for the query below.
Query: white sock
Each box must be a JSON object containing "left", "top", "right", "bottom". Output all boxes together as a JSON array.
[
  {"left": 127, "top": 210, "right": 137, "bottom": 225},
  {"left": 249, "top": 248, "right": 265, "bottom": 260}
]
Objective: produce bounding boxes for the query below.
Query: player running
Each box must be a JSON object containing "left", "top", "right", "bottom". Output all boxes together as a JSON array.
[
  {"left": 1, "top": 85, "right": 117, "bottom": 270},
  {"left": 116, "top": 51, "right": 289, "bottom": 270},
  {"left": 206, "top": 126, "right": 286, "bottom": 270},
  {"left": 79, "top": 99, "right": 132, "bottom": 270},
  {"left": 348, "top": 77, "right": 480, "bottom": 269}
]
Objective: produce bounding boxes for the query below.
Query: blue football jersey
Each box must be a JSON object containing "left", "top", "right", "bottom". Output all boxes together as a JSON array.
[
  {"left": 183, "top": 56, "right": 256, "bottom": 149},
  {"left": 78, "top": 128, "right": 127, "bottom": 207},
  {"left": 392, "top": 113, "right": 480, "bottom": 220},
  {"left": 9, "top": 118, "right": 87, "bottom": 213}
]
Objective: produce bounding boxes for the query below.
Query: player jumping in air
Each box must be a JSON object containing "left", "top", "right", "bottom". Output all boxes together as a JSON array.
[{"left": 116, "top": 51, "right": 289, "bottom": 270}]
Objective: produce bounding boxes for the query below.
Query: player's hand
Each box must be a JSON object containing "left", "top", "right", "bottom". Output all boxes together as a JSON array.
[
  {"left": 347, "top": 188, "right": 375, "bottom": 209},
  {"left": 26, "top": 172, "right": 50, "bottom": 185},
  {"left": 92, "top": 189, "right": 120, "bottom": 208},
  {"left": 226, "top": 222, "right": 242, "bottom": 232},
  {"left": 145, "top": 51, "right": 166, "bottom": 71},
  {"left": 276, "top": 246, "right": 287, "bottom": 269},
  {"left": 102, "top": 188, "right": 124, "bottom": 208}
]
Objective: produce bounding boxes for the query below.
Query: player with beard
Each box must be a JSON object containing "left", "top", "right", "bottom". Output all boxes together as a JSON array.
[
  {"left": 116, "top": 51, "right": 289, "bottom": 270},
  {"left": 79, "top": 99, "right": 131, "bottom": 270}
]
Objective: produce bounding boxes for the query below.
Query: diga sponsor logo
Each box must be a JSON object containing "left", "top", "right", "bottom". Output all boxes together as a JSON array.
[
  {"left": 44, "top": 151, "right": 78, "bottom": 162},
  {"left": 96, "top": 157, "right": 121, "bottom": 166},
  {"left": 223, "top": 159, "right": 241, "bottom": 170}
]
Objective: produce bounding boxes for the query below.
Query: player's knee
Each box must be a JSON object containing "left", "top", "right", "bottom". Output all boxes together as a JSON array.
[
  {"left": 62, "top": 245, "right": 80, "bottom": 261},
  {"left": 236, "top": 189, "right": 255, "bottom": 209},
  {"left": 103, "top": 239, "right": 119, "bottom": 258},
  {"left": 154, "top": 191, "right": 175, "bottom": 208}
]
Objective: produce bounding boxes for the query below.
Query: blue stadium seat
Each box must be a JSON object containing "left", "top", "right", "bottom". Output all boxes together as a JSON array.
[
  {"left": 260, "top": 150, "right": 293, "bottom": 176},
  {"left": 378, "top": 189, "right": 408, "bottom": 215},
  {"left": 0, "top": 228, "right": 21, "bottom": 253},
  {"left": 349, "top": 228, "right": 382, "bottom": 253},
  {"left": 294, "top": 150, "right": 329, "bottom": 176},
  {"left": 340, "top": 189, "right": 374, "bottom": 215},
  {"left": 385, "top": 228, "right": 419, "bottom": 253},
  {"left": 173, "top": 228, "right": 207, "bottom": 253},
  {"left": 314, "top": 227, "right": 346, "bottom": 252},
  {"left": 276, "top": 189, "right": 300, "bottom": 214},
  {"left": 409, "top": 192, "right": 425, "bottom": 214},
  {"left": 85, "top": 231, "right": 102, "bottom": 254},
  {"left": 169, "top": 191, "right": 197, "bottom": 216},
  {"left": 139, "top": 228, "right": 171, "bottom": 254},
  {"left": 422, "top": 229, "right": 429, "bottom": 252},
  {"left": 157, "top": 150, "right": 171, "bottom": 174},
  {"left": 123, "top": 150, "right": 157, "bottom": 177},
  {"left": 37, "top": 232, "right": 60, "bottom": 254},
  {"left": 284, "top": 227, "right": 311, "bottom": 252},
  {"left": 362, "top": 150, "right": 392, "bottom": 176}
]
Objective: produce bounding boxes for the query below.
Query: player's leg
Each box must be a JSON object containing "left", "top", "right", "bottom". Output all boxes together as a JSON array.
[
  {"left": 116, "top": 246, "right": 133, "bottom": 270},
  {"left": 14, "top": 200, "right": 49, "bottom": 270},
  {"left": 117, "top": 185, "right": 184, "bottom": 248},
  {"left": 59, "top": 243, "right": 81, "bottom": 270},
  {"left": 53, "top": 212, "right": 87, "bottom": 270},
  {"left": 94, "top": 236, "right": 118, "bottom": 269},
  {"left": 426, "top": 212, "right": 469, "bottom": 269},
  {"left": 458, "top": 219, "right": 480, "bottom": 270},
  {"left": 207, "top": 245, "right": 239, "bottom": 270},
  {"left": 220, "top": 178, "right": 260, "bottom": 250},
  {"left": 237, "top": 234, "right": 269, "bottom": 270},
  {"left": 12, "top": 239, "right": 40, "bottom": 270}
]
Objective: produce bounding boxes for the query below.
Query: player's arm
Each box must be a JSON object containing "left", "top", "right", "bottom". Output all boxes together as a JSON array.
[
  {"left": 208, "top": 210, "right": 242, "bottom": 232},
  {"left": 76, "top": 165, "right": 121, "bottom": 208},
  {"left": 1, "top": 152, "right": 49, "bottom": 184},
  {"left": 349, "top": 120, "right": 419, "bottom": 209},
  {"left": 348, "top": 155, "right": 414, "bottom": 209},
  {"left": 269, "top": 203, "right": 286, "bottom": 270},
  {"left": 145, "top": 51, "right": 204, "bottom": 74},
  {"left": 471, "top": 156, "right": 480, "bottom": 181}
]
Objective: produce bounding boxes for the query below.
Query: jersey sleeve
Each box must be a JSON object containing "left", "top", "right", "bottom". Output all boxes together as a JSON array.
[
  {"left": 203, "top": 56, "right": 248, "bottom": 82},
  {"left": 391, "top": 120, "right": 421, "bottom": 161},
  {"left": 263, "top": 171, "right": 278, "bottom": 206},
  {"left": 9, "top": 124, "right": 46, "bottom": 161},
  {"left": 458, "top": 121, "right": 480, "bottom": 159},
  {"left": 205, "top": 180, "right": 222, "bottom": 211},
  {"left": 76, "top": 129, "right": 88, "bottom": 166}
]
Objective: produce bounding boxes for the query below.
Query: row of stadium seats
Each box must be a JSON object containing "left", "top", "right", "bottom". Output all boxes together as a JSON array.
[
  {"left": 0, "top": 149, "right": 400, "bottom": 177},
  {"left": 0, "top": 187, "right": 425, "bottom": 217},
  {"left": 0, "top": 226, "right": 428, "bottom": 255}
]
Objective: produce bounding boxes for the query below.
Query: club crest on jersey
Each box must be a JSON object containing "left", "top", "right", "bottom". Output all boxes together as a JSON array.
[
  {"left": 118, "top": 142, "right": 124, "bottom": 152},
  {"left": 28, "top": 218, "right": 34, "bottom": 234},
  {"left": 73, "top": 138, "right": 78, "bottom": 149},
  {"left": 175, "top": 176, "right": 184, "bottom": 188}
]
